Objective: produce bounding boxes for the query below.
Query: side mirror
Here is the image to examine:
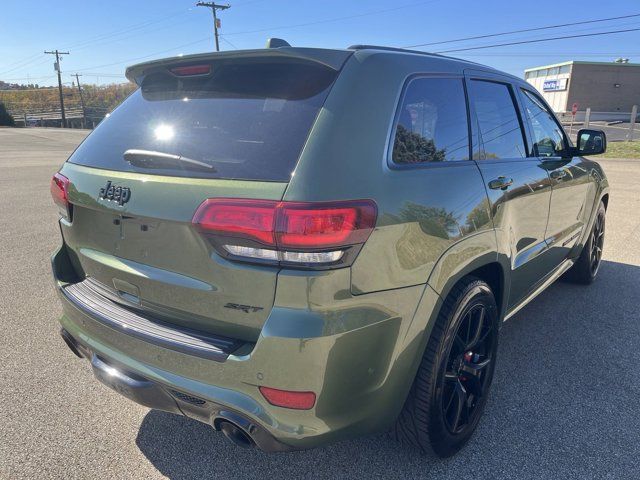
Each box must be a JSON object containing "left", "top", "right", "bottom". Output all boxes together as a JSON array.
[{"left": 576, "top": 129, "right": 606, "bottom": 156}]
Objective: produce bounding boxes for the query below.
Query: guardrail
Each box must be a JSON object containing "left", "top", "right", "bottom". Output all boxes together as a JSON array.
[{"left": 8, "top": 107, "right": 109, "bottom": 128}]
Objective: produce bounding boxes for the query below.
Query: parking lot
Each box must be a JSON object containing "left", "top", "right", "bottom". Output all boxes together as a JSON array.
[
  {"left": 560, "top": 120, "right": 637, "bottom": 142},
  {"left": 1, "top": 127, "right": 639, "bottom": 479}
]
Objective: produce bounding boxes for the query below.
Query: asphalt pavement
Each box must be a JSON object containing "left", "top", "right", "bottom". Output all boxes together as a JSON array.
[
  {"left": 560, "top": 120, "right": 637, "bottom": 142},
  {"left": 1, "top": 127, "right": 639, "bottom": 479}
]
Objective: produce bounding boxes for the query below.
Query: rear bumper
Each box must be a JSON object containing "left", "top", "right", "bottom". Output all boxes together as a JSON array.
[
  {"left": 60, "top": 328, "right": 293, "bottom": 452},
  {"left": 52, "top": 244, "right": 442, "bottom": 450}
]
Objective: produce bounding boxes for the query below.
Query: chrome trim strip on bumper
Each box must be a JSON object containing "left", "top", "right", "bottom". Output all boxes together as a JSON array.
[{"left": 60, "top": 279, "right": 236, "bottom": 361}]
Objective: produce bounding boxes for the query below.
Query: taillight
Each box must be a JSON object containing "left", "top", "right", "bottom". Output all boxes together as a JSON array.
[
  {"left": 259, "top": 386, "right": 316, "bottom": 410},
  {"left": 277, "top": 202, "right": 375, "bottom": 248},
  {"left": 193, "top": 199, "right": 277, "bottom": 245},
  {"left": 192, "top": 199, "right": 377, "bottom": 268},
  {"left": 50, "top": 172, "right": 71, "bottom": 220}
]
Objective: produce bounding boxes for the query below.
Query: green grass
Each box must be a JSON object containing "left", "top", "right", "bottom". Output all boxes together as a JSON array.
[{"left": 600, "top": 141, "right": 640, "bottom": 159}]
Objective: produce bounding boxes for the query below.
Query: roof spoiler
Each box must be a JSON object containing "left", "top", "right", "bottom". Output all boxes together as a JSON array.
[{"left": 125, "top": 47, "right": 352, "bottom": 86}]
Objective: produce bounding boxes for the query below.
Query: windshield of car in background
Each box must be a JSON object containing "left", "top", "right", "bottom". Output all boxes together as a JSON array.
[{"left": 67, "top": 58, "right": 338, "bottom": 181}]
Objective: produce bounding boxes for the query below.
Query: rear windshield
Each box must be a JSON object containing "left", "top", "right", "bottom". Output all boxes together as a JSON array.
[{"left": 68, "top": 58, "right": 337, "bottom": 181}]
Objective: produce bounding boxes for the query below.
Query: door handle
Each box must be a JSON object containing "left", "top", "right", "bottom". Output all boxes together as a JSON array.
[
  {"left": 488, "top": 176, "right": 514, "bottom": 190},
  {"left": 550, "top": 169, "right": 567, "bottom": 180}
]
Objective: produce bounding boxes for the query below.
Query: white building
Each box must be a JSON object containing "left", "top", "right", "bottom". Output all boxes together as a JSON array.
[{"left": 524, "top": 60, "right": 640, "bottom": 117}]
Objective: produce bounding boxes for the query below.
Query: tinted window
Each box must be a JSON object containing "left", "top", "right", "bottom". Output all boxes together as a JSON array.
[
  {"left": 521, "top": 89, "right": 567, "bottom": 157},
  {"left": 391, "top": 78, "right": 469, "bottom": 164},
  {"left": 471, "top": 80, "right": 526, "bottom": 159},
  {"left": 68, "top": 60, "right": 337, "bottom": 181}
]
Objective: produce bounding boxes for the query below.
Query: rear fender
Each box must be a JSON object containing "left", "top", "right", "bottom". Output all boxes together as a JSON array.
[
  {"left": 425, "top": 230, "right": 510, "bottom": 322},
  {"left": 387, "top": 231, "right": 507, "bottom": 419},
  {"left": 570, "top": 180, "right": 610, "bottom": 259}
]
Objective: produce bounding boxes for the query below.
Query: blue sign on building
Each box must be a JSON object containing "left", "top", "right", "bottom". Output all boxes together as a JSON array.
[{"left": 543, "top": 79, "right": 568, "bottom": 91}]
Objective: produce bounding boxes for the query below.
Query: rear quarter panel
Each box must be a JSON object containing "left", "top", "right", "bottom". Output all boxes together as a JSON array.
[{"left": 284, "top": 51, "right": 495, "bottom": 294}]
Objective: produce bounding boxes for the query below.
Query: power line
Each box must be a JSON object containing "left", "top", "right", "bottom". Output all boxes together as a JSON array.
[
  {"left": 196, "top": 2, "right": 231, "bottom": 52},
  {"left": 62, "top": 8, "right": 191, "bottom": 51},
  {"left": 1, "top": 17, "right": 180, "bottom": 76},
  {"left": 80, "top": 73, "right": 126, "bottom": 78},
  {"left": 223, "top": 0, "right": 441, "bottom": 36},
  {"left": 0, "top": 55, "right": 49, "bottom": 77},
  {"left": 444, "top": 18, "right": 640, "bottom": 51},
  {"left": 7, "top": 6, "right": 640, "bottom": 88},
  {"left": 68, "top": 14, "right": 196, "bottom": 54},
  {"left": 0, "top": 9, "right": 192, "bottom": 77},
  {"left": 0, "top": 53, "right": 45, "bottom": 74},
  {"left": 403, "top": 12, "right": 640, "bottom": 48},
  {"left": 72, "top": 37, "right": 211, "bottom": 73},
  {"left": 219, "top": 35, "right": 239, "bottom": 49},
  {"left": 433, "top": 27, "right": 640, "bottom": 53},
  {"left": 456, "top": 52, "right": 640, "bottom": 57}
]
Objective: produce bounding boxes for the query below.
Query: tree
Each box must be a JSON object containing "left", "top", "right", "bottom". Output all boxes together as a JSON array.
[
  {"left": 0, "top": 102, "right": 15, "bottom": 126},
  {"left": 392, "top": 124, "right": 447, "bottom": 163},
  {"left": 397, "top": 202, "right": 460, "bottom": 239}
]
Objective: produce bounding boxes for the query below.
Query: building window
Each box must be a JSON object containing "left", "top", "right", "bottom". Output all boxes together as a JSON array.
[{"left": 559, "top": 65, "right": 571, "bottom": 74}]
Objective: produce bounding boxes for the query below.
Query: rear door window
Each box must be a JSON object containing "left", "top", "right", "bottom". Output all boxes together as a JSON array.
[
  {"left": 67, "top": 59, "right": 337, "bottom": 181},
  {"left": 391, "top": 77, "right": 470, "bottom": 164},
  {"left": 470, "top": 80, "right": 527, "bottom": 159}
]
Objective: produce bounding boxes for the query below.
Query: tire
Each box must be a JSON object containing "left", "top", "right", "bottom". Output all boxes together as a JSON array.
[
  {"left": 392, "top": 277, "right": 499, "bottom": 457},
  {"left": 564, "top": 202, "right": 606, "bottom": 285}
]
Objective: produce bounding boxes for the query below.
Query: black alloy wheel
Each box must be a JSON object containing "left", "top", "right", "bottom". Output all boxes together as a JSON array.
[
  {"left": 442, "top": 302, "right": 496, "bottom": 434},
  {"left": 590, "top": 210, "right": 605, "bottom": 276},
  {"left": 564, "top": 201, "right": 606, "bottom": 285},
  {"left": 392, "top": 277, "right": 499, "bottom": 457}
]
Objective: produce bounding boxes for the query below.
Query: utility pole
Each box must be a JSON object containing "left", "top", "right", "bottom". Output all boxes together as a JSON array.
[
  {"left": 73, "top": 73, "right": 87, "bottom": 129},
  {"left": 196, "top": 2, "right": 230, "bottom": 51},
  {"left": 44, "top": 50, "right": 70, "bottom": 128}
]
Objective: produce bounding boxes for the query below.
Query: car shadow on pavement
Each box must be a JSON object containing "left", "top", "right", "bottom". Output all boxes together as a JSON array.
[{"left": 136, "top": 260, "right": 640, "bottom": 480}]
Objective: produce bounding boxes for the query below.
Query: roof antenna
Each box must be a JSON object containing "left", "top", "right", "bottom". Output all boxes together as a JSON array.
[{"left": 266, "top": 38, "right": 291, "bottom": 48}]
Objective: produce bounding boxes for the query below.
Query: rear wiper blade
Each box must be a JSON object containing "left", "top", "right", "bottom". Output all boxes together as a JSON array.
[{"left": 123, "top": 149, "right": 216, "bottom": 172}]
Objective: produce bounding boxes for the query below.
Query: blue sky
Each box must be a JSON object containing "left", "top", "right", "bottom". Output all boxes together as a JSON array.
[{"left": 2, "top": 0, "right": 639, "bottom": 86}]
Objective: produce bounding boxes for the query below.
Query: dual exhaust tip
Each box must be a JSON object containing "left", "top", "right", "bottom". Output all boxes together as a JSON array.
[
  {"left": 218, "top": 420, "right": 254, "bottom": 448},
  {"left": 61, "top": 329, "right": 258, "bottom": 449}
]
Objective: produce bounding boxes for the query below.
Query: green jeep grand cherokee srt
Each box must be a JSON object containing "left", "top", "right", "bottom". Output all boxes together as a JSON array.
[{"left": 51, "top": 42, "right": 609, "bottom": 456}]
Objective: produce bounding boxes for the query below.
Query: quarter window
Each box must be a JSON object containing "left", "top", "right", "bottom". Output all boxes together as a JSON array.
[
  {"left": 521, "top": 89, "right": 567, "bottom": 157},
  {"left": 470, "top": 80, "right": 527, "bottom": 159},
  {"left": 391, "top": 78, "right": 470, "bottom": 164}
]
